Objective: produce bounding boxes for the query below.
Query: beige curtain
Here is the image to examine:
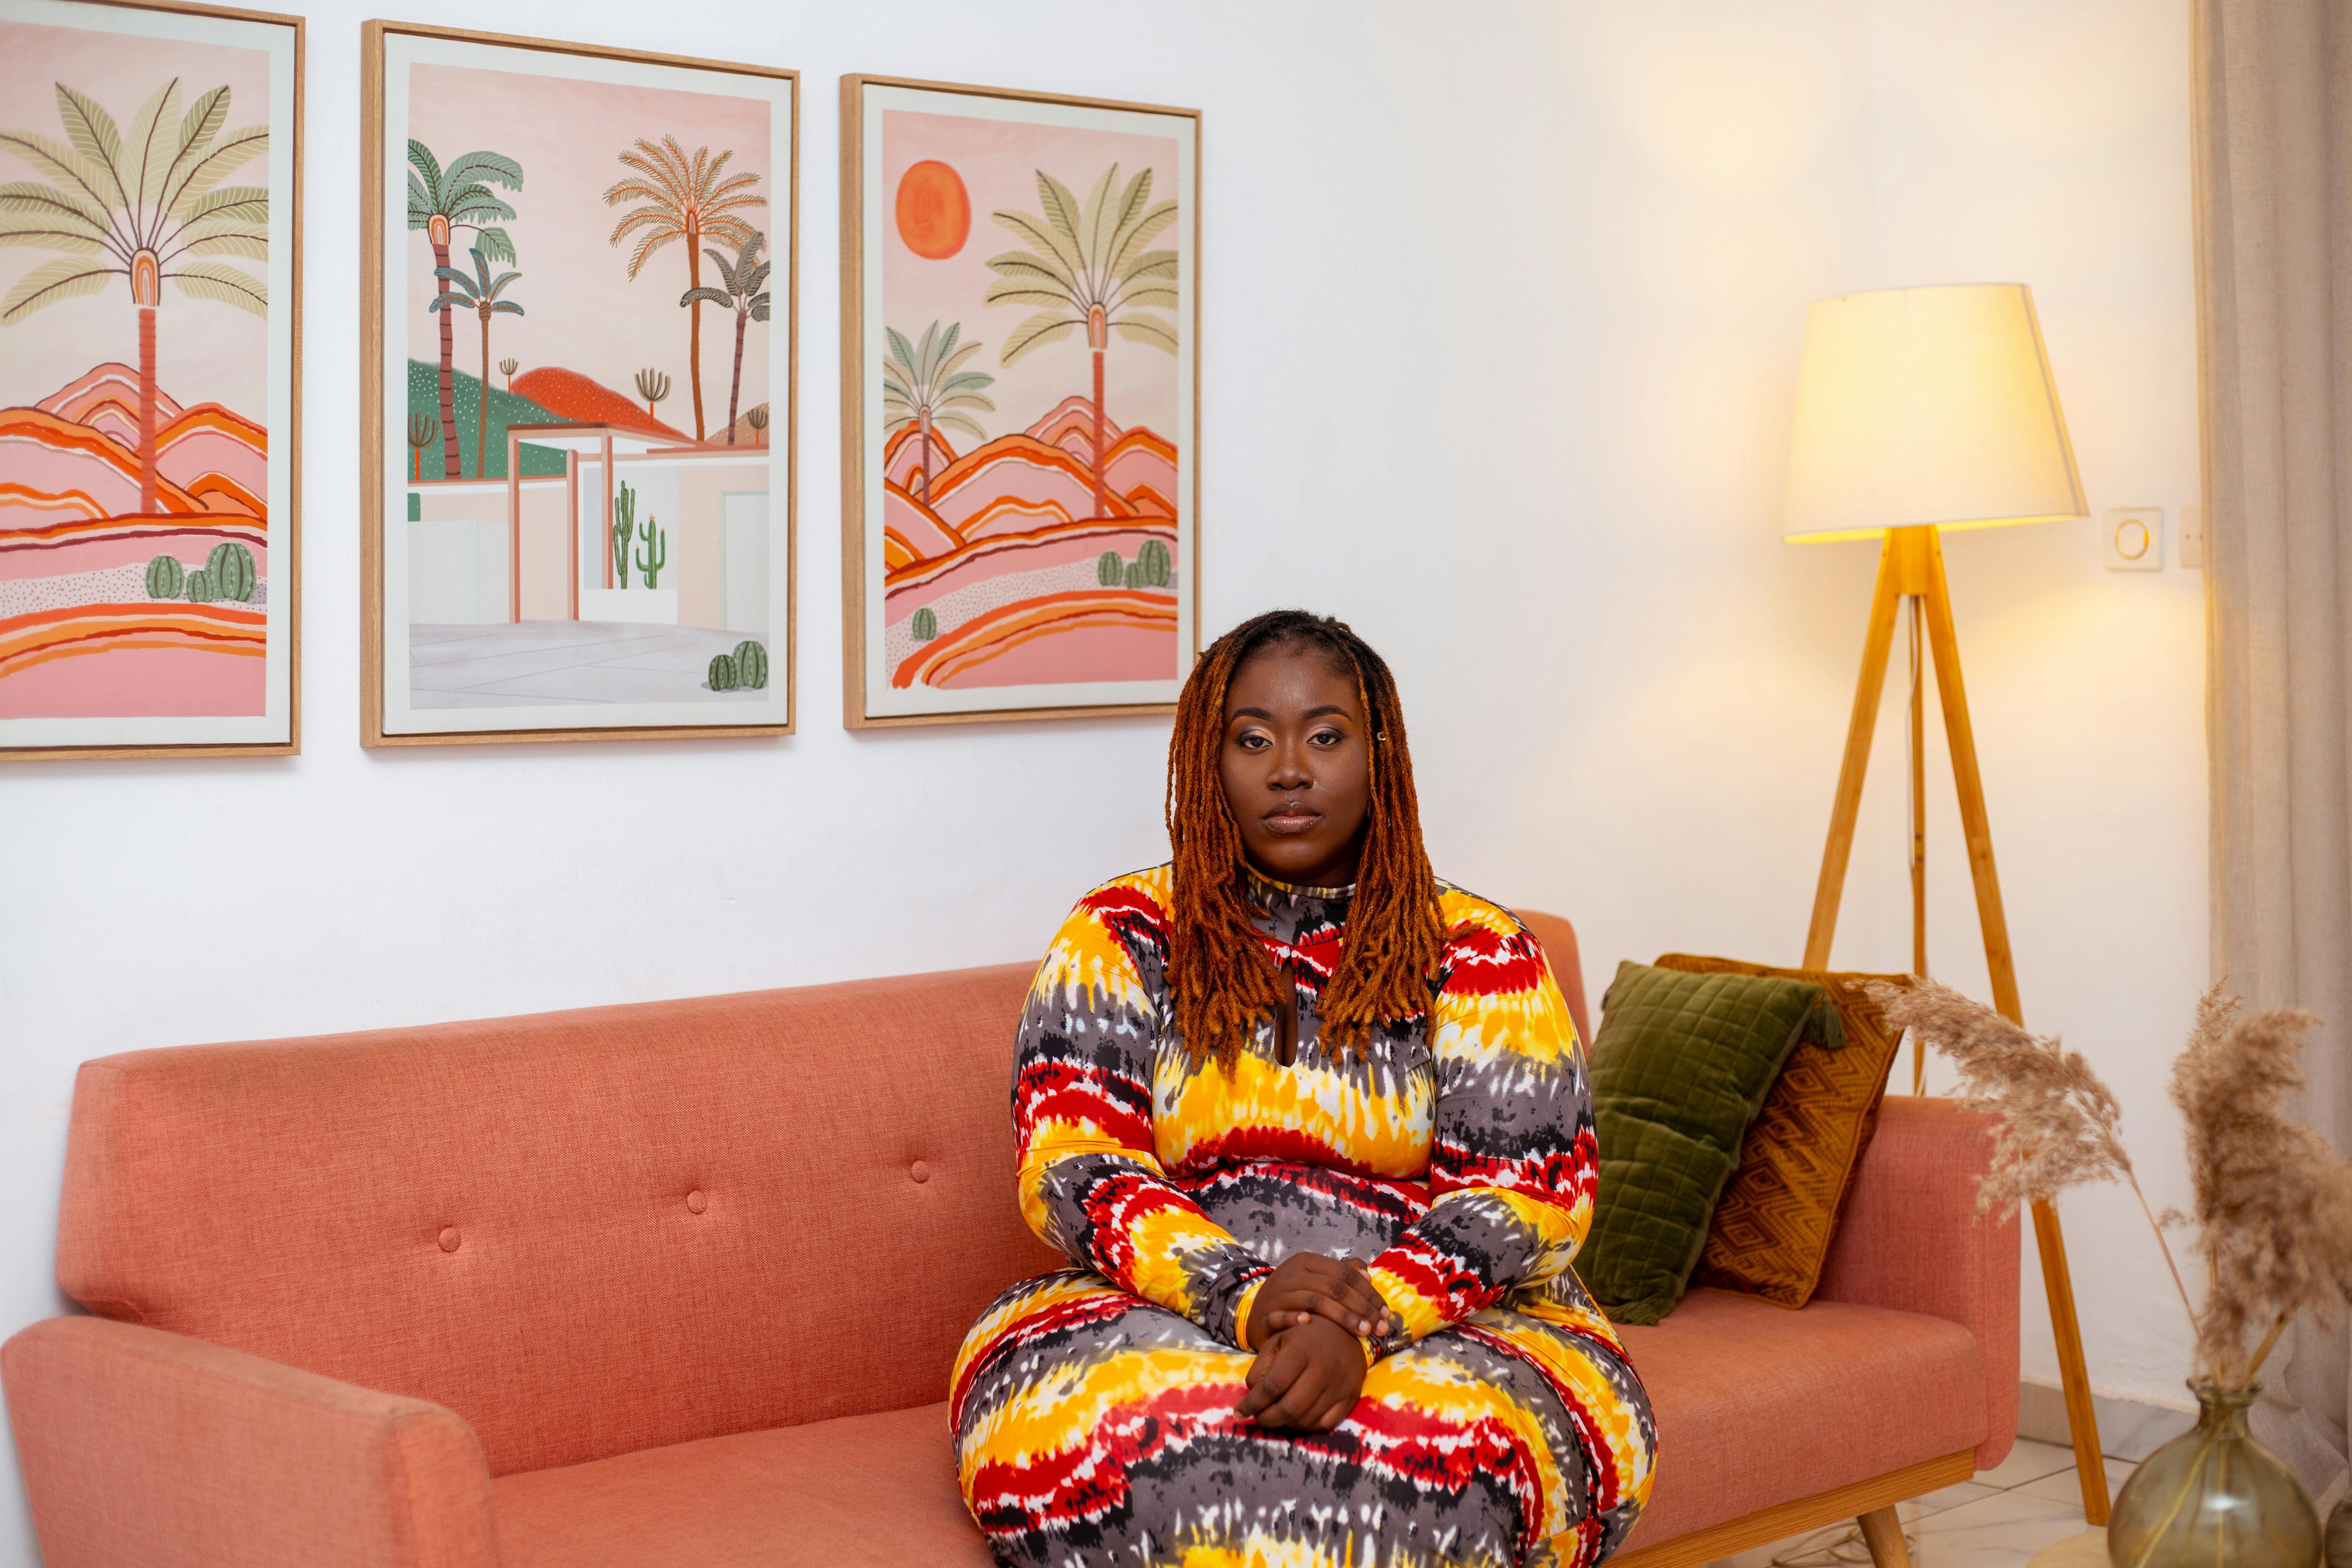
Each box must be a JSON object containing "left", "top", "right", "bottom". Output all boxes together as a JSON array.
[{"left": 2194, "top": 0, "right": 2352, "bottom": 1506}]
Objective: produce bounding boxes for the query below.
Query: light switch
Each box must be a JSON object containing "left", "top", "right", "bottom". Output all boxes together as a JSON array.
[
  {"left": 2180, "top": 505, "right": 2205, "bottom": 569},
  {"left": 2105, "top": 507, "right": 2163, "bottom": 571}
]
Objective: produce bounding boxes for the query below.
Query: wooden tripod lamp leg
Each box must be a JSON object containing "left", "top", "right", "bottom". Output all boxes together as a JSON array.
[
  {"left": 1804, "top": 527, "right": 2110, "bottom": 1521},
  {"left": 1908, "top": 600, "right": 1928, "bottom": 1095},
  {"left": 1803, "top": 540, "right": 1905, "bottom": 971},
  {"left": 1918, "top": 529, "right": 2111, "bottom": 1525}
]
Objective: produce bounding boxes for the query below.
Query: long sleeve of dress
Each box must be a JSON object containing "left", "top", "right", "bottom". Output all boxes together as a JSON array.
[
  {"left": 1012, "top": 877, "right": 1274, "bottom": 1348},
  {"left": 1364, "top": 906, "right": 1597, "bottom": 1348}
]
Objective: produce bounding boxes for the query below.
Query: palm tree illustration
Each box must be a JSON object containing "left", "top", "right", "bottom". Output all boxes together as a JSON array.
[
  {"left": 0, "top": 79, "right": 268, "bottom": 513},
  {"left": 407, "top": 142, "right": 520, "bottom": 478},
  {"left": 745, "top": 404, "right": 768, "bottom": 445},
  {"left": 983, "top": 165, "right": 1176, "bottom": 518},
  {"left": 498, "top": 356, "right": 518, "bottom": 390},
  {"left": 883, "top": 321, "right": 994, "bottom": 503},
  {"left": 425, "top": 247, "right": 523, "bottom": 480},
  {"left": 678, "top": 231, "right": 769, "bottom": 444},
  {"left": 602, "top": 136, "right": 763, "bottom": 443},
  {"left": 634, "top": 368, "right": 670, "bottom": 419},
  {"left": 407, "top": 413, "right": 435, "bottom": 481}
]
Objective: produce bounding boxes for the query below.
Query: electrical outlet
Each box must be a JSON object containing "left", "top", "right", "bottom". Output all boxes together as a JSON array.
[
  {"left": 2180, "top": 505, "right": 2205, "bottom": 569},
  {"left": 2105, "top": 507, "right": 2163, "bottom": 571}
]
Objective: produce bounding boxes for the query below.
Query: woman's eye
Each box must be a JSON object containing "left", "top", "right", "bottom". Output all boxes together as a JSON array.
[
  {"left": 1238, "top": 732, "right": 1269, "bottom": 750},
  {"left": 1311, "top": 729, "right": 1342, "bottom": 747}
]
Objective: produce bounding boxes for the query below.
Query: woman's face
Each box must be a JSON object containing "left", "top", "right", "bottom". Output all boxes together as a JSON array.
[{"left": 1218, "top": 641, "right": 1372, "bottom": 888}]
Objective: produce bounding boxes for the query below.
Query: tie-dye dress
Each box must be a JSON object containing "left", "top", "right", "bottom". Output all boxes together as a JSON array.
[{"left": 950, "top": 867, "right": 1657, "bottom": 1568}]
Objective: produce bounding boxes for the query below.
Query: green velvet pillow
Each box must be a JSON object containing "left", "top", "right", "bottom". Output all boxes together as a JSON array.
[{"left": 1578, "top": 961, "right": 1839, "bottom": 1326}]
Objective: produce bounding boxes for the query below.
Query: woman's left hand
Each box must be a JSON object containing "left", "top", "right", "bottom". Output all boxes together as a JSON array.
[
  {"left": 1245, "top": 1252, "right": 1392, "bottom": 1345},
  {"left": 1236, "top": 1316, "right": 1366, "bottom": 1431}
]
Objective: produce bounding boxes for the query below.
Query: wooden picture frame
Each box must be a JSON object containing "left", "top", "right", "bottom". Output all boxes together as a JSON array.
[
  {"left": 0, "top": 0, "right": 302, "bottom": 761},
  {"left": 840, "top": 74, "right": 1199, "bottom": 729},
  {"left": 361, "top": 20, "right": 796, "bottom": 746}
]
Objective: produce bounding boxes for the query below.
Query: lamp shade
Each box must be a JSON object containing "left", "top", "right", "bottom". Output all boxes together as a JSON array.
[{"left": 1781, "top": 283, "right": 2087, "bottom": 543}]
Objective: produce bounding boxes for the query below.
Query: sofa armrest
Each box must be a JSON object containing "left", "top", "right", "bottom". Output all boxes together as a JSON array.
[
  {"left": 1815, "top": 1096, "right": 2020, "bottom": 1472},
  {"left": 3, "top": 1315, "right": 500, "bottom": 1568}
]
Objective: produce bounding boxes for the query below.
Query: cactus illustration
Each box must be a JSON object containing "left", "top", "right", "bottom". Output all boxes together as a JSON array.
[
  {"left": 1137, "top": 537, "right": 1172, "bottom": 587},
  {"left": 708, "top": 653, "right": 739, "bottom": 691},
  {"left": 733, "top": 640, "right": 769, "bottom": 690},
  {"left": 207, "top": 542, "right": 257, "bottom": 602},
  {"left": 144, "top": 555, "right": 185, "bottom": 600},
  {"left": 185, "top": 570, "right": 217, "bottom": 604},
  {"left": 635, "top": 516, "right": 667, "bottom": 589},
  {"left": 911, "top": 606, "right": 937, "bottom": 642},
  {"left": 1097, "top": 550, "right": 1125, "bottom": 587},
  {"left": 612, "top": 481, "right": 636, "bottom": 589},
  {"left": 1124, "top": 560, "right": 1143, "bottom": 590}
]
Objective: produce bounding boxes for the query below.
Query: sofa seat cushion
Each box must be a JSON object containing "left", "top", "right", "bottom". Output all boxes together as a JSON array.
[
  {"left": 496, "top": 1403, "right": 989, "bottom": 1568},
  {"left": 1614, "top": 1287, "right": 1989, "bottom": 1550},
  {"left": 496, "top": 1288, "right": 1985, "bottom": 1566}
]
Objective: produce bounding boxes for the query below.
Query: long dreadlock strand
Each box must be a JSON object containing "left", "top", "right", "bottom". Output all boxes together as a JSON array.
[
  {"left": 1165, "top": 625, "right": 1286, "bottom": 1067},
  {"left": 1165, "top": 611, "right": 1444, "bottom": 1068}
]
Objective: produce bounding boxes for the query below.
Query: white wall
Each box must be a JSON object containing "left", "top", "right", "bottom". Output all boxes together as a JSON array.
[
  {"left": 0, "top": 0, "right": 2204, "bottom": 1558},
  {"left": 1856, "top": 0, "right": 2209, "bottom": 1429}
]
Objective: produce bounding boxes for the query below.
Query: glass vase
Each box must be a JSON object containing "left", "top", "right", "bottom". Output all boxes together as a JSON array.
[
  {"left": 2108, "top": 1383, "right": 2321, "bottom": 1568},
  {"left": 2325, "top": 1494, "right": 2352, "bottom": 1568}
]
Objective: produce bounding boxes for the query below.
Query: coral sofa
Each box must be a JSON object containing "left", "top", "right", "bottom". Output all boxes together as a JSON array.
[{"left": 3, "top": 912, "right": 2015, "bottom": 1568}]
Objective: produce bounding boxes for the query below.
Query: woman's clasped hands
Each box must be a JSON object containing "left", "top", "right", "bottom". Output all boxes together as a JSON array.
[{"left": 1236, "top": 1252, "right": 1395, "bottom": 1432}]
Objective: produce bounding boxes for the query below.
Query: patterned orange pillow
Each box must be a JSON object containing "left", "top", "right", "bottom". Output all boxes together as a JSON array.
[{"left": 1652, "top": 954, "right": 1910, "bottom": 1309}]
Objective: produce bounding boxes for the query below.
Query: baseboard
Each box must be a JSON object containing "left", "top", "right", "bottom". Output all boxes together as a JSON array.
[{"left": 2018, "top": 1378, "right": 2196, "bottom": 1463}]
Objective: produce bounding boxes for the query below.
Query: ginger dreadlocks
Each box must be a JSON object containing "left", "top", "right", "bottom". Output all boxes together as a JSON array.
[{"left": 1165, "top": 610, "right": 1444, "bottom": 1068}]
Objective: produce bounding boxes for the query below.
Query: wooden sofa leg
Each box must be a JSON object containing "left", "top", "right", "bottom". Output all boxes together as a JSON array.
[{"left": 1857, "top": 1507, "right": 1911, "bottom": 1568}]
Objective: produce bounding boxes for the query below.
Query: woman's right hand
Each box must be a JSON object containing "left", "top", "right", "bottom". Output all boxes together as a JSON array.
[
  {"left": 1246, "top": 1253, "right": 1393, "bottom": 1348},
  {"left": 1237, "top": 1315, "right": 1367, "bottom": 1430}
]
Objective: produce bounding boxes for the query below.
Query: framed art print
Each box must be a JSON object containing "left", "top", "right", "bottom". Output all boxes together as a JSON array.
[
  {"left": 362, "top": 22, "right": 795, "bottom": 746},
  {"left": 841, "top": 76, "right": 1198, "bottom": 728},
  {"left": 0, "top": 0, "right": 301, "bottom": 760}
]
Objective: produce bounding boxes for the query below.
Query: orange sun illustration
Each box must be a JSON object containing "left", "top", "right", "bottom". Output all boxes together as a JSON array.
[{"left": 896, "top": 161, "right": 971, "bottom": 260}]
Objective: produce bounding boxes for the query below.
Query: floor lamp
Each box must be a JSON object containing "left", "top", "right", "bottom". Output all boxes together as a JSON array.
[{"left": 1782, "top": 283, "right": 2112, "bottom": 1524}]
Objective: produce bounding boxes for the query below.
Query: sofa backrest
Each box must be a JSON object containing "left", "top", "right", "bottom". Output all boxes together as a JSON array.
[{"left": 55, "top": 964, "right": 1061, "bottom": 1477}]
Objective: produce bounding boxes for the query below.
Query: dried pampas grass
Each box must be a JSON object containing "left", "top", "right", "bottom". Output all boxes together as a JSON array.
[
  {"left": 2169, "top": 989, "right": 2352, "bottom": 1383},
  {"left": 1870, "top": 976, "right": 2352, "bottom": 1387},
  {"left": 1866, "top": 978, "right": 2135, "bottom": 1214}
]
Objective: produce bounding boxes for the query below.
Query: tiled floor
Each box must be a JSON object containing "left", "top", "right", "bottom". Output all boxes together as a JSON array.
[{"left": 1704, "top": 1441, "right": 2133, "bottom": 1568}]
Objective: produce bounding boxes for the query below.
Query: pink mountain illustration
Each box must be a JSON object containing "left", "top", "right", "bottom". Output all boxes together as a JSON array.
[
  {"left": 39, "top": 362, "right": 180, "bottom": 447},
  {"left": 879, "top": 415, "right": 1177, "bottom": 576},
  {"left": 871, "top": 394, "right": 1182, "bottom": 693},
  {"left": 886, "top": 427, "right": 962, "bottom": 494},
  {"left": 1028, "top": 395, "right": 1112, "bottom": 459},
  {"left": 23, "top": 362, "right": 267, "bottom": 518},
  {"left": 4, "top": 364, "right": 271, "bottom": 719}
]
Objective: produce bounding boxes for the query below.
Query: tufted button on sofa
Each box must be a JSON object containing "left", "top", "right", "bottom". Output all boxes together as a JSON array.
[{"left": 1, "top": 914, "right": 2015, "bottom": 1568}]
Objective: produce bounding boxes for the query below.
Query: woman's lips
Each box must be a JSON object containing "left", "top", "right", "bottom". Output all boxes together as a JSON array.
[{"left": 1262, "top": 807, "right": 1320, "bottom": 834}]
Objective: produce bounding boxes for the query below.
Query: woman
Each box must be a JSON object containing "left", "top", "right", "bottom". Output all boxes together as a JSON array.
[{"left": 951, "top": 611, "right": 1656, "bottom": 1568}]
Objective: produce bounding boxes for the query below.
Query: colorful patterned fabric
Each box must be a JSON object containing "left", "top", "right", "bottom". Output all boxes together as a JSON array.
[{"left": 951, "top": 866, "right": 1657, "bottom": 1568}]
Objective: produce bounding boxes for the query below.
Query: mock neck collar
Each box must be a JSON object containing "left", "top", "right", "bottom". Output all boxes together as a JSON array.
[{"left": 1241, "top": 862, "right": 1356, "bottom": 907}]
